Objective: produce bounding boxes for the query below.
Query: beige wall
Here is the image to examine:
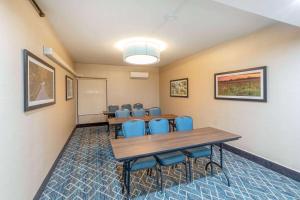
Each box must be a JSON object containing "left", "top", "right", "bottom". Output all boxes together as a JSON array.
[
  {"left": 75, "top": 63, "right": 160, "bottom": 109},
  {"left": 0, "top": 1, "right": 76, "bottom": 199},
  {"left": 160, "top": 23, "right": 300, "bottom": 172}
]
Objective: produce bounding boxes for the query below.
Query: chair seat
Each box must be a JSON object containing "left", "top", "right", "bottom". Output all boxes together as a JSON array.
[
  {"left": 156, "top": 151, "right": 185, "bottom": 166},
  {"left": 184, "top": 146, "right": 211, "bottom": 158},
  {"left": 131, "top": 156, "right": 157, "bottom": 171}
]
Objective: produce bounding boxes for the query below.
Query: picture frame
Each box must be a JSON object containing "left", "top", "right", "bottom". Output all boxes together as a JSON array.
[
  {"left": 66, "top": 75, "right": 74, "bottom": 100},
  {"left": 214, "top": 66, "right": 267, "bottom": 102},
  {"left": 170, "top": 78, "right": 188, "bottom": 98},
  {"left": 24, "top": 49, "right": 56, "bottom": 111}
]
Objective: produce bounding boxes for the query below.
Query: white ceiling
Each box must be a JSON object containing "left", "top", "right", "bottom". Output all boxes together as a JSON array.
[
  {"left": 38, "top": 0, "right": 275, "bottom": 67},
  {"left": 213, "top": 0, "right": 300, "bottom": 27}
]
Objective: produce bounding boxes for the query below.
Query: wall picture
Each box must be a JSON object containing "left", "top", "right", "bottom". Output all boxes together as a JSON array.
[
  {"left": 24, "top": 49, "right": 55, "bottom": 111},
  {"left": 66, "top": 75, "right": 74, "bottom": 100},
  {"left": 215, "top": 66, "right": 267, "bottom": 102},
  {"left": 170, "top": 78, "right": 188, "bottom": 97}
]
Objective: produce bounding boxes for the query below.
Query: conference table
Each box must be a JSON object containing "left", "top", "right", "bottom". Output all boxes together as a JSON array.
[
  {"left": 102, "top": 111, "right": 116, "bottom": 118},
  {"left": 107, "top": 114, "right": 177, "bottom": 139},
  {"left": 110, "top": 127, "right": 241, "bottom": 196}
]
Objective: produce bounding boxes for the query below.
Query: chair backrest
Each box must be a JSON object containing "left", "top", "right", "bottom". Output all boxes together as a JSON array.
[
  {"left": 132, "top": 108, "right": 146, "bottom": 117},
  {"left": 148, "top": 107, "right": 161, "bottom": 116},
  {"left": 121, "top": 104, "right": 132, "bottom": 111},
  {"left": 122, "top": 120, "right": 145, "bottom": 138},
  {"left": 175, "top": 116, "right": 193, "bottom": 131},
  {"left": 115, "top": 109, "right": 130, "bottom": 118},
  {"left": 149, "top": 118, "right": 169, "bottom": 135},
  {"left": 133, "top": 103, "right": 143, "bottom": 109},
  {"left": 108, "top": 105, "right": 119, "bottom": 112}
]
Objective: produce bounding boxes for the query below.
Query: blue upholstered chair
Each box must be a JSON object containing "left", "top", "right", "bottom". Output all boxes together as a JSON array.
[
  {"left": 122, "top": 120, "right": 145, "bottom": 138},
  {"left": 132, "top": 109, "right": 146, "bottom": 117},
  {"left": 121, "top": 104, "right": 132, "bottom": 111},
  {"left": 148, "top": 118, "right": 169, "bottom": 134},
  {"left": 121, "top": 120, "right": 159, "bottom": 193},
  {"left": 149, "top": 118, "right": 189, "bottom": 190},
  {"left": 115, "top": 109, "right": 130, "bottom": 118},
  {"left": 175, "top": 116, "right": 212, "bottom": 180},
  {"left": 115, "top": 109, "right": 130, "bottom": 138},
  {"left": 132, "top": 108, "right": 147, "bottom": 132},
  {"left": 148, "top": 107, "right": 161, "bottom": 116},
  {"left": 108, "top": 105, "right": 119, "bottom": 113},
  {"left": 133, "top": 103, "right": 143, "bottom": 109},
  {"left": 175, "top": 116, "right": 193, "bottom": 131},
  {"left": 107, "top": 105, "right": 120, "bottom": 132}
]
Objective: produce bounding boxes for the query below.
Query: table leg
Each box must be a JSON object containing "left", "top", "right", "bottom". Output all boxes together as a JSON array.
[
  {"left": 205, "top": 143, "right": 230, "bottom": 186},
  {"left": 114, "top": 125, "right": 118, "bottom": 139},
  {"left": 220, "top": 143, "right": 223, "bottom": 168},
  {"left": 145, "top": 121, "right": 149, "bottom": 135},
  {"left": 125, "top": 161, "right": 131, "bottom": 197},
  {"left": 121, "top": 161, "right": 132, "bottom": 197},
  {"left": 122, "top": 162, "right": 126, "bottom": 194},
  {"left": 107, "top": 125, "right": 110, "bottom": 134},
  {"left": 173, "top": 119, "right": 175, "bottom": 131},
  {"left": 219, "top": 143, "right": 230, "bottom": 186},
  {"left": 169, "top": 119, "right": 175, "bottom": 132}
]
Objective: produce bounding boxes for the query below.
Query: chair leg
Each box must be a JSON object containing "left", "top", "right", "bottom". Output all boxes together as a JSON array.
[
  {"left": 159, "top": 165, "right": 163, "bottom": 192},
  {"left": 188, "top": 157, "right": 193, "bottom": 182},
  {"left": 122, "top": 164, "right": 125, "bottom": 193},
  {"left": 184, "top": 160, "right": 189, "bottom": 183},
  {"left": 156, "top": 167, "right": 160, "bottom": 191},
  {"left": 150, "top": 168, "right": 152, "bottom": 176},
  {"left": 122, "top": 163, "right": 127, "bottom": 193},
  {"left": 127, "top": 167, "right": 131, "bottom": 197},
  {"left": 194, "top": 158, "right": 197, "bottom": 164},
  {"left": 210, "top": 145, "right": 214, "bottom": 176}
]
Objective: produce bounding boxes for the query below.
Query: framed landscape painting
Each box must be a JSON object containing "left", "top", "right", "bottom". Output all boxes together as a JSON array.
[
  {"left": 214, "top": 66, "right": 267, "bottom": 102},
  {"left": 66, "top": 75, "right": 74, "bottom": 100},
  {"left": 24, "top": 49, "right": 55, "bottom": 111},
  {"left": 170, "top": 78, "right": 188, "bottom": 97}
]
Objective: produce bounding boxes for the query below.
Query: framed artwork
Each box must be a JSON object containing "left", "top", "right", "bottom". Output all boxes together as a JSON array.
[
  {"left": 66, "top": 75, "right": 74, "bottom": 100},
  {"left": 214, "top": 66, "right": 267, "bottom": 102},
  {"left": 170, "top": 78, "right": 188, "bottom": 97},
  {"left": 24, "top": 49, "right": 55, "bottom": 111}
]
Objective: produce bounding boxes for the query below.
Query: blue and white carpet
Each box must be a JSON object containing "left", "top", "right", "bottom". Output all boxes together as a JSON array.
[{"left": 39, "top": 127, "right": 300, "bottom": 200}]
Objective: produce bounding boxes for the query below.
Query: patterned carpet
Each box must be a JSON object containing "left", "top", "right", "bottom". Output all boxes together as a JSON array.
[{"left": 39, "top": 127, "right": 300, "bottom": 200}]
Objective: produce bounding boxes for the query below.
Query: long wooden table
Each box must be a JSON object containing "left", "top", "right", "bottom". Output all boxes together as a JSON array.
[
  {"left": 110, "top": 127, "right": 241, "bottom": 196},
  {"left": 108, "top": 114, "right": 177, "bottom": 139},
  {"left": 102, "top": 111, "right": 115, "bottom": 118}
]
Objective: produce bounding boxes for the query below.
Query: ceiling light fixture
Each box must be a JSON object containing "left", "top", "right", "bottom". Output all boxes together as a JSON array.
[{"left": 115, "top": 37, "right": 166, "bottom": 65}]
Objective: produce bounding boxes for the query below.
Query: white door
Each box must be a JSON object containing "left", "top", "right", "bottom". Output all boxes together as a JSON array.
[{"left": 77, "top": 78, "right": 107, "bottom": 124}]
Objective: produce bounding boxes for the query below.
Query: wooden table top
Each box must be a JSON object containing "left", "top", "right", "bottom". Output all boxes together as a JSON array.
[
  {"left": 107, "top": 114, "right": 177, "bottom": 125},
  {"left": 103, "top": 111, "right": 115, "bottom": 115},
  {"left": 110, "top": 127, "right": 241, "bottom": 161}
]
